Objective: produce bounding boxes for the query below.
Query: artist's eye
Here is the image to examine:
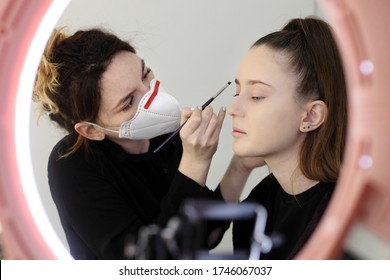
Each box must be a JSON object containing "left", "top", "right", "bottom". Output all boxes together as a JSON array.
[
  {"left": 122, "top": 96, "right": 134, "bottom": 111},
  {"left": 143, "top": 67, "right": 151, "bottom": 80}
]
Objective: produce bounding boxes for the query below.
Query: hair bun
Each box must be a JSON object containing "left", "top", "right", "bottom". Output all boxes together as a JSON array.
[{"left": 33, "top": 28, "right": 68, "bottom": 117}]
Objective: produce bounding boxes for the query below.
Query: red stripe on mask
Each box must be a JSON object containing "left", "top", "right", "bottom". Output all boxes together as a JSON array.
[{"left": 144, "top": 80, "right": 160, "bottom": 109}]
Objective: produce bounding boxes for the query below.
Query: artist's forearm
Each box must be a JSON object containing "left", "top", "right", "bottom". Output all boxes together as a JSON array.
[{"left": 179, "top": 156, "right": 211, "bottom": 187}]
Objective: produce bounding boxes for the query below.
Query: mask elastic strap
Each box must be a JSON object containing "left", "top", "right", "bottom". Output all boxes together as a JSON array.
[{"left": 83, "top": 121, "right": 120, "bottom": 134}]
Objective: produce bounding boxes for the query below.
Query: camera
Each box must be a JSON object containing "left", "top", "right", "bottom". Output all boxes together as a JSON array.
[{"left": 125, "top": 200, "right": 275, "bottom": 260}]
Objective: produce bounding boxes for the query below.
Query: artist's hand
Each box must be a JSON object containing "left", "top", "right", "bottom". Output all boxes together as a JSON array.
[
  {"left": 178, "top": 106, "right": 226, "bottom": 186},
  {"left": 180, "top": 106, "right": 226, "bottom": 159}
]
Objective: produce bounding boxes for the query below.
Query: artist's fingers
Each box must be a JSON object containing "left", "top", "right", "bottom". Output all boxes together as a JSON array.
[
  {"left": 181, "top": 106, "right": 202, "bottom": 136},
  {"left": 180, "top": 106, "right": 214, "bottom": 145},
  {"left": 203, "top": 106, "right": 226, "bottom": 144},
  {"left": 197, "top": 106, "right": 214, "bottom": 132},
  {"left": 180, "top": 106, "right": 195, "bottom": 125}
]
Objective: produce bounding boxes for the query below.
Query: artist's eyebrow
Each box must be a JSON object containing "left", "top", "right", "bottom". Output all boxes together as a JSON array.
[
  {"left": 234, "top": 78, "right": 272, "bottom": 87},
  {"left": 111, "top": 59, "right": 145, "bottom": 113}
]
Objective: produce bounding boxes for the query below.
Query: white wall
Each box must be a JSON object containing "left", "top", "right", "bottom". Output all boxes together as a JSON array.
[{"left": 29, "top": 0, "right": 326, "bottom": 256}]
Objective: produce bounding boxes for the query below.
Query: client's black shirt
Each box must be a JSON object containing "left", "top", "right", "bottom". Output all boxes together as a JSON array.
[{"left": 233, "top": 174, "right": 335, "bottom": 259}]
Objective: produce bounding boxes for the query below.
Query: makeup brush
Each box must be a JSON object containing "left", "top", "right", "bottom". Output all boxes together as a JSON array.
[{"left": 153, "top": 81, "right": 231, "bottom": 153}]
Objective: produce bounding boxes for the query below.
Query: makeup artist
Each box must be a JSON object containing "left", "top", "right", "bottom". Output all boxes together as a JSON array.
[{"left": 33, "top": 27, "right": 228, "bottom": 260}]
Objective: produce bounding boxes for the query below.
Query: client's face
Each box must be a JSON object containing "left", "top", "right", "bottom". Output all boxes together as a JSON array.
[{"left": 229, "top": 45, "right": 306, "bottom": 162}]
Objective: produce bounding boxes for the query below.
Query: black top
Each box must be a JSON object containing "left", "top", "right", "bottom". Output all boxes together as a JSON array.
[
  {"left": 48, "top": 133, "right": 221, "bottom": 259},
  {"left": 233, "top": 174, "right": 335, "bottom": 259}
]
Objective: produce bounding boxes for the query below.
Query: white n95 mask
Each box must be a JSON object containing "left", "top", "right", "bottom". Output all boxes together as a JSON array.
[{"left": 87, "top": 79, "right": 181, "bottom": 140}]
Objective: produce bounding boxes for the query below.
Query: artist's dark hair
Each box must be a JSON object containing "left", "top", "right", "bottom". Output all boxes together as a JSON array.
[
  {"left": 252, "top": 17, "right": 347, "bottom": 182},
  {"left": 33, "top": 28, "right": 136, "bottom": 156}
]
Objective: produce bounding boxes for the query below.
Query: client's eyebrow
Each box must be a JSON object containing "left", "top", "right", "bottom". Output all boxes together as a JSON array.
[{"left": 235, "top": 78, "right": 272, "bottom": 87}]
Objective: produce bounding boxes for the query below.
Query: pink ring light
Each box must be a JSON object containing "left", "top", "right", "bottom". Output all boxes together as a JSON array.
[
  {"left": 297, "top": 0, "right": 390, "bottom": 259},
  {"left": 0, "top": 0, "right": 71, "bottom": 259},
  {"left": 0, "top": 0, "right": 389, "bottom": 259}
]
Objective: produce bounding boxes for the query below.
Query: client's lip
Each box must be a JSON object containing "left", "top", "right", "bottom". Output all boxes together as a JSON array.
[{"left": 232, "top": 127, "right": 246, "bottom": 135}]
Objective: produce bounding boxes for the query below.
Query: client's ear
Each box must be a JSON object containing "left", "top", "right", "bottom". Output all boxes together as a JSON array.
[
  {"left": 300, "top": 100, "right": 328, "bottom": 132},
  {"left": 74, "top": 122, "right": 105, "bottom": 141}
]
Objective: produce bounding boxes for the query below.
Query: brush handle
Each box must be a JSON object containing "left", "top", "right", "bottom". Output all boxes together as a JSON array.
[
  {"left": 200, "top": 97, "right": 214, "bottom": 110},
  {"left": 153, "top": 99, "right": 212, "bottom": 153},
  {"left": 153, "top": 81, "right": 230, "bottom": 153},
  {"left": 153, "top": 121, "right": 186, "bottom": 153}
]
